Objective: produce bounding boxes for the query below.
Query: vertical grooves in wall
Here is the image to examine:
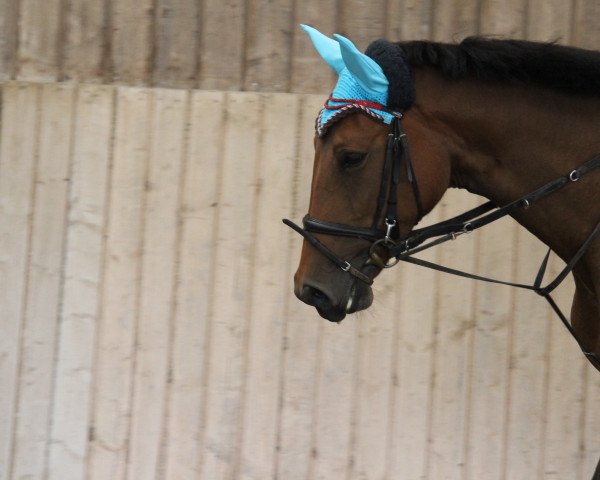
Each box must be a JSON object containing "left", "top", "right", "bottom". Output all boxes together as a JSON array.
[
  {"left": 384, "top": 265, "right": 403, "bottom": 479},
  {"left": 462, "top": 229, "right": 482, "bottom": 480},
  {"left": 101, "top": 0, "right": 114, "bottom": 84},
  {"left": 193, "top": 0, "right": 204, "bottom": 90},
  {"left": 122, "top": 88, "right": 154, "bottom": 480},
  {"left": 14, "top": 0, "right": 22, "bottom": 78},
  {"left": 83, "top": 84, "right": 118, "bottom": 480},
  {"left": 537, "top": 300, "right": 554, "bottom": 479},
  {"left": 577, "top": 363, "right": 588, "bottom": 480},
  {"left": 195, "top": 91, "right": 227, "bottom": 475},
  {"left": 231, "top": 93, "right": 266, "bottom": 478},
  {"left": 307, "top": 322, "right": 325, "bottom": 480},
  {"left": 148, "top": 0, "right": 159, "bottom": 87},
  {"left": 56, "top": 0, "right": 67, "bottom": 81},
  {"left": 3, "top": 0, "right": 19, "bottom": 79},
  {"left": 346, "top": 311, "right": 361, "bottom": 480},
  {"left": 239, "top": 0, "right": 249, "bottom": 90},
  {"left": 499, "top": 224, "right": 520, "bottom": 480},
  {"left": 569, "top": 0, "right": 580, "bottom": 45},
  {"left": 522, "top": 0, "right": 531, "bottom": 39},
  {"left": 7, "top": 83, "right": 42, "bottom": 480},
  {"left": 287, "top": 0, "right": 299, "bottom": 93},
  {"left": 475, "top": 0, "right": 484, "bottom": 35},
  {"left": 154, "top": 89, "right": 192, "bottom": 480},
  {"left": 382, "top": 0, "right": 390, "bottom": 40},
  {"left": 272, "top": 92, "right": 304, "bottom": 479},
  {"left": 429, "top": 0, "right": 438, "bottom": 39},
  {"left": 424, "top": 220, "right": 443, "bottom": 479},
  {"left": 47, "top": 84, "right": 78, "bottom": 476}
]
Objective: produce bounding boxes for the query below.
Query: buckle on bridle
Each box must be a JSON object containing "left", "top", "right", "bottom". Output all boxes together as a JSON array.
[
  {"left": 384, "top": 219, "right": 397, "bottom": 244},
  {"left": 450, "top": 222, "right": 473, "bottom": 240}
]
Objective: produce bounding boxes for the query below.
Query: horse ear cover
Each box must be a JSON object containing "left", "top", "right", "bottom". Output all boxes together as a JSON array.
[
  {"left": 333, "top": 33, "right": 389, "bottom": 94},
  {"left": 300, "top": 24, "right": 345, "bottom": 74},
  {"left": 301, "top": 24, "right": 416, "bottom": 112}
]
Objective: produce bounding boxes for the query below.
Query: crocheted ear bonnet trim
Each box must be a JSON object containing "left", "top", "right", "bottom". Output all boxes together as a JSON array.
[{"left": 301, "top": 25, "right": 416, "bottom": 137}]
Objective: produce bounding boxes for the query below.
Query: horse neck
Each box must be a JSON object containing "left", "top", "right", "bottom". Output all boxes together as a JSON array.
[{"left": 412, "top": 69, "right": 600, "bottom": 263}]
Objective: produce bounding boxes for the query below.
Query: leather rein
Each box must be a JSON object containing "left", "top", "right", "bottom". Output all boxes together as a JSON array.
[{"left": 282, "top": 110, "right": 600, "bottom": 371}]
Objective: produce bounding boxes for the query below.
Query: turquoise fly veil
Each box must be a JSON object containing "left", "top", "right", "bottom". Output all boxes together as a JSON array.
[{"left": 301, "top": 24, "right": 405, "bottom": 136}]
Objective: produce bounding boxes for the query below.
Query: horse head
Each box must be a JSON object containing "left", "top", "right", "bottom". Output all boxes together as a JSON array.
[{"left": 289, "top": 25, "right": 451, "bottom": 321}]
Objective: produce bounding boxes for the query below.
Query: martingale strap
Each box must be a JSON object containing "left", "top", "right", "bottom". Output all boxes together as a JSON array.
[
  {"left": 399, "top": 217, "right": 600, "bottom": 372},
  {"left": 392, "top": 151, "right": 600, "bottom": 257}
]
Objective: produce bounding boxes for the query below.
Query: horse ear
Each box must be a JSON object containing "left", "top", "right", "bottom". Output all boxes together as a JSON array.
[
  {"left": 334, "top": 34, "right": 389, "bottom": 94},
  {"left": 300, "top": 24, "right": 345, "bottom": 74}
]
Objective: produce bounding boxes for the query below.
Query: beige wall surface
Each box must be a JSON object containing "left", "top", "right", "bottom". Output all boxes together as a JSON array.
[
  {"left": 0, "top": 83, "right": 599, "bottom": 480},
  {"left": 1, "top": 1, "right": 600, "bottom": 480}
]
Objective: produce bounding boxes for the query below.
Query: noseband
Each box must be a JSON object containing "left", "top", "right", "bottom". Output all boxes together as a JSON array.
[{"left": 283, "top": 110, "right": 600, "bottom": 371}]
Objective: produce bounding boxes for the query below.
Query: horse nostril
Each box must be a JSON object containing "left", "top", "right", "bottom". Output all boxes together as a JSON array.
[
  {"left": 298, "top": 284, "right": 332, "bottom": 309},
  {"left": 296, "top": 283, "right": 348, "bottom": 322},
  {"left": 311, "top": 287, "right": 327, "bottom": 301}
]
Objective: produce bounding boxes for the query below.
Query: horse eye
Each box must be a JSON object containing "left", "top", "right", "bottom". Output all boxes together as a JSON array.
[{"left": 340, "top": 152, "right": 366, "bottom": 170}]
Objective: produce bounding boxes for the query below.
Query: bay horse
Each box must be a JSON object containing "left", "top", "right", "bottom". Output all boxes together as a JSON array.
[{"left": 284, "top": 25, "right": 600, "bottom": 479}]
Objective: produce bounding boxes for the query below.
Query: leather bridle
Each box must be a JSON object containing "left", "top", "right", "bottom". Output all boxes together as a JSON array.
[
  {"left": 283, "top": 109, "right": 600, "bottom": 371},
  {"left": 283, "top": 110, "right": 422, "bottom": 285}
]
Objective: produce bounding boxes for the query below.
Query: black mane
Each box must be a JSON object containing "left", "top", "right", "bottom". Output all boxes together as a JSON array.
[
  {"left": 399, "top": 37, "right": 600, "bottom": 96},
  {"left": 366, "top": 37, "right": 600, "bottom": 111}
]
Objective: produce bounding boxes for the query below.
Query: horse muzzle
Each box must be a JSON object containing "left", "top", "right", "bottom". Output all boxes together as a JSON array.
[{"left": 294, "top": 266, "right": 376, "bottom": 322}]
